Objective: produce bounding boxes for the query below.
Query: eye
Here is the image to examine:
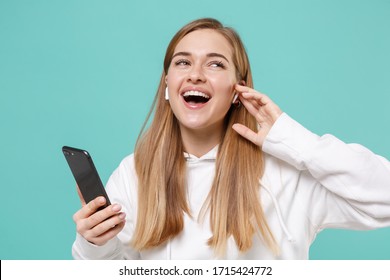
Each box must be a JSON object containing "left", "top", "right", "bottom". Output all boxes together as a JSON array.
[
  {"left": 209, "top": 61, "right": 226, "bottom": 69},
  {"left": 174, "top": 59, "right": 191, "bottom": 66}
]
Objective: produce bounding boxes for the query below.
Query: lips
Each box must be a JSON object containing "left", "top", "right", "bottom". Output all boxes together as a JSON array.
[
  {"left": 182, "top": 90, "right": 211, "bottom": 104},
  {"left": 178, "top": 87, "right": 212, "bottom": 109}
]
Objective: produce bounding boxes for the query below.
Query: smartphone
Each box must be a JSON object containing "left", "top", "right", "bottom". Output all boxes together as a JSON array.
[{"left": 62, "top": 146, "right": 111, "bottom": 209}]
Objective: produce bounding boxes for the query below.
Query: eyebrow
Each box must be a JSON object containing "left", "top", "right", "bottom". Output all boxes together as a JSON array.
[{"left": 172, "top": 51, "right": 230, "bottom": 63}]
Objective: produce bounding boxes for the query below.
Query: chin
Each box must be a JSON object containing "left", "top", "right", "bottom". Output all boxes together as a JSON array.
[{"left": 181, "top": 122, "right": 208, "bottom": 130}]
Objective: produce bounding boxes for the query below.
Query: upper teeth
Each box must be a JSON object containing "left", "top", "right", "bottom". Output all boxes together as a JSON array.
[{"left": 183, "top": 91, "right": 210, "bottom": 99}]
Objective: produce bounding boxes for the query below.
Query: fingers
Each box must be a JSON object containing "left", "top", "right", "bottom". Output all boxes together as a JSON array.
[
  {"left": 90, "top": 220, "right": 126, "bottom": 246},
  {"left": 235, "top": 84, "right": 263, "bottom": 96},
  {"left": 235, "top": 84, "right": 282, "bottom": 123},
  {"left": 239, "top": 94, "right": 262, "bottom": 118},
  {"left": 73, "top": 196, "right": 107, "bottom": 221},
  {"left": 81, "top": 210, "right": 126, "bottom": 246},
  {"left": 73, "top": 197, "right": 127, "bottom": 246},
  {"left": 241, "top": 92, "right": 272, "bottom": 108},
  {"left": 233, "top": 84, "right": 283, "bottom": 147},
  {"left": 235, "top": 85, "right": 272, "bottom": 109}
]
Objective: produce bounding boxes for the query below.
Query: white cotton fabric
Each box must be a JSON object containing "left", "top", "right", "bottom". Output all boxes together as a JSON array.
[{"left": 72, "top": 113, "right": 390, "bottom": 259}]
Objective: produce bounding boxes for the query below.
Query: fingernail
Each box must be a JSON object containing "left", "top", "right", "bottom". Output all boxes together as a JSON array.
[
  {"left": 98, "top": 197, "right": 106, "bottom": 204},
  {"left": 119, "top": 213, "right": 126, "bottom": 219},
  {"left": 112, "top": 204, "right": 121, "bottom": 212}
]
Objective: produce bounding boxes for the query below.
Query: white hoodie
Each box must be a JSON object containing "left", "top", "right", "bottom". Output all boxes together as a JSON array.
[{"left": 72, "top": 113, "right": 390, "bottom": 259}]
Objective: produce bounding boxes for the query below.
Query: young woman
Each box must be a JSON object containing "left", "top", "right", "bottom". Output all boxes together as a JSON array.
[{"left": 72, "top": 18, "right": 390, "bottom": 259}]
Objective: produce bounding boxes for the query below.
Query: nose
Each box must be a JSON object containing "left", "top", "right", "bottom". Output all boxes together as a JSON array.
[{"left": 187, "top": 64, "right": 206, "bottom": 83}]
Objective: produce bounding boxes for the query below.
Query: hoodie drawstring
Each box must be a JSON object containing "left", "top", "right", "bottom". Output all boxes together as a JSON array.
[{"left": 261, "top": 181, "right": 295, "bottom": 242}]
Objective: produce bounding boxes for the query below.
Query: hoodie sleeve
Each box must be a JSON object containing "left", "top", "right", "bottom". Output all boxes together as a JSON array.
[
  {"left": 262, "top": 113, "right": 390, "bottom": 231},
  {"left": 72, "top": 155, "right": 140, "bottom": 260}
]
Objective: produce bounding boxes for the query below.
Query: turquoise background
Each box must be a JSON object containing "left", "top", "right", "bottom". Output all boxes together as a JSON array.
[{"left": 0, "top": 0, "right": 389, "bottom": 259}]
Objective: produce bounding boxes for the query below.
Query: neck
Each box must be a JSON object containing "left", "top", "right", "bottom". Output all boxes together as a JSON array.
[{"left": 180, "top": 123, "right": 224, "bottom": 158}]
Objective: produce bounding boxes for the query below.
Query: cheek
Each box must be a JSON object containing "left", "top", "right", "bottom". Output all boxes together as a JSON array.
[
  {"left": 210, "top": 75, "right": 235, "bottom": 96},
  {"left": 167, "top": 72, "right": 186, "bottom": 90}
]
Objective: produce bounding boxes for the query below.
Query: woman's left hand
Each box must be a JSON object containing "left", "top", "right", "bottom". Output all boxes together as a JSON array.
[{"left": 232, "top": 84, "right": 282, "bottom": 147}]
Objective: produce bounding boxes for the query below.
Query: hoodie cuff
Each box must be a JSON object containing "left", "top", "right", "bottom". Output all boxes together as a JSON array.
[
  {"left": 262, "top": 113, "right": 320, "bottom": 170},
  {"left": 72, "top": 233, "right": 123, "bottom": 260}
]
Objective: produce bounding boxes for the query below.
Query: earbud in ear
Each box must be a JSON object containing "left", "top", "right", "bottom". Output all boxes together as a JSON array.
[
  {"left": 165, "top": 87, "right": 169, "bottom": 100},
  {"left": 232, "top": 92, "right": 241, "bottom": 107},
  {"left": 232, "top": 93, "right": 239, "bottom": 104}
]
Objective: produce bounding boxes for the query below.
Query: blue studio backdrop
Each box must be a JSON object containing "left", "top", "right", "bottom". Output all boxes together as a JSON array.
[{"left": 0, "top": 0, "right": 389, "bottom": 259}]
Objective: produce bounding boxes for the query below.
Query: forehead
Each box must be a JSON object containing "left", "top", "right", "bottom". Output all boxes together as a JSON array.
[{"left": 174, "top": 29, "right": 233, "bottom": 58}]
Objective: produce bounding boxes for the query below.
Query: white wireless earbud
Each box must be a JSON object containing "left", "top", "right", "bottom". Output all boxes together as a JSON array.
[
  {"left": 165, "top": 87, "right": 169, "bottom": 100},
  {"left": 232, "top": 93, "right": 238, "bottom": 104}
]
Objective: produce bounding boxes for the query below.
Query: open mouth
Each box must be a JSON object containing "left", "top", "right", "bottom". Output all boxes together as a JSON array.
[{"left": 182, "top": 90, "right": 211, "bottom": 104}]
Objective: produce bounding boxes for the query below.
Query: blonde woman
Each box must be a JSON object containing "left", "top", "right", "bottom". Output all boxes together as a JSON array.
[{"left": 72, "top": 18, "right": 390, "bottom": 259}]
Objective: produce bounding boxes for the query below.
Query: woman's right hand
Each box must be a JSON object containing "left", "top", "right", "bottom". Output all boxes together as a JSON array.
[{"left": 73, "top": 186, "right": 126, "bottom": 246}]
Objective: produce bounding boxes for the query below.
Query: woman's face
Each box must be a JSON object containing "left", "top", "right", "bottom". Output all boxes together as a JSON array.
[{"left": 166, "top": 29, "right": 237, "bottom": 135}]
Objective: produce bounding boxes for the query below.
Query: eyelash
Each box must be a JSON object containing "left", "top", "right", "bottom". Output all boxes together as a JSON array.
[
  {"left": 174, "top": 59, "right": 226, "bottom": 69},
  {"left": 209, "top": 61, "right": 225, "bottom": 69},
  {"left": 175, "top": 59, "right": 190, "bottom": 66}
]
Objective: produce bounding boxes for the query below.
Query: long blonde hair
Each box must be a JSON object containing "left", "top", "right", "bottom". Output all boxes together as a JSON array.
[{"left": 133, "top": 18, "right": 277, "bottom": 256}]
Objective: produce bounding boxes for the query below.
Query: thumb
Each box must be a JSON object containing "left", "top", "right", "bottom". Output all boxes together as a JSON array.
[
  {"left": 232, "top": 123, "right": 262, "bottom": 147},
  {"left": 76, "top": 184, "right": 87, "bottom": 206}
]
